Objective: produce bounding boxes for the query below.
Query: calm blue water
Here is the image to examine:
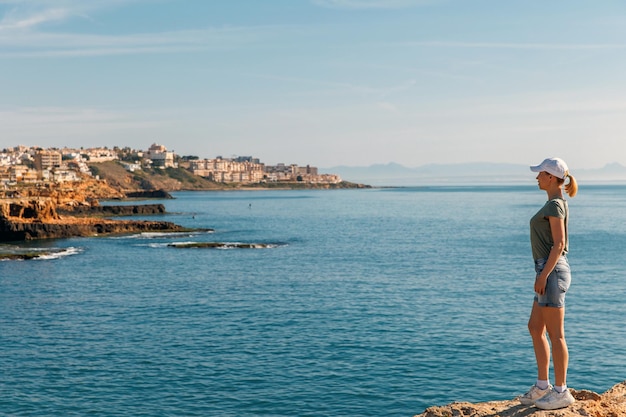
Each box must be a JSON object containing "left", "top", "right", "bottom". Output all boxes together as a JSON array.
[{"left": 1, "top": 185, "right": 625, "bottom": 416}]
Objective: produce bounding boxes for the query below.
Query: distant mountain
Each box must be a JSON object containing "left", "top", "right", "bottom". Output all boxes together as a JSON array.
[
  {"left": 579, "top": 162, "right": 626, "bottom": 182},
  {"left": 323, "top": 162, "right": 626, "bottom": 186},
  {"left": 596, "top": 162, "right": 626, "bottom": 174}
]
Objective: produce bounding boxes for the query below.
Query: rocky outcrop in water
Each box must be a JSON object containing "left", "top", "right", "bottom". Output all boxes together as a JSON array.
[
  {"left": 59, "top": 204, "right": 167, "bottom": 216},
  {"left": 415, "top": 381, "right": 626, "bottom": 417},
  {"left": 125, "top": 190, "right": 174, "bottom": 199},
  {"left": 0, "top": 252, "right": 48, "bottom": 260},
  {"left": 168, "top": 242, "right": 276, "bottom": 249},
  {"left": 0, "top": 219, "right": 186, "bottom": 241}
]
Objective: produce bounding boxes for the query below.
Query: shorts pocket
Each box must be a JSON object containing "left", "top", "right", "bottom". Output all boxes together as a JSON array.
[
  {"left": 554, "top": 262, "right": 570, "bottom": 274},
  {"left": 556, "top": 270, "right": 571, "bottom": 292}
]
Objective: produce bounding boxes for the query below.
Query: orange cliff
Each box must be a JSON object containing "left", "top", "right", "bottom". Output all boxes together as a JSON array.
[{"left": 1, "top": 178, "right": 125, "bottom": 207}]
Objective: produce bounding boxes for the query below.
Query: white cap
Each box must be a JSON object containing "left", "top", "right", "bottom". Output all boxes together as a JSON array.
[{"left": 530, "top": 157, "right": 569, "bottom": 179}]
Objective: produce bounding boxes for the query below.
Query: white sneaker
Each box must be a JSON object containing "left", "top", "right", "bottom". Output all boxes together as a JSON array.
[
  {"left": 519, "top": 384, "right": 552, "bottom": 405},
  {"left": 534, "top": 388, "right": 575, "bottom": 410}
]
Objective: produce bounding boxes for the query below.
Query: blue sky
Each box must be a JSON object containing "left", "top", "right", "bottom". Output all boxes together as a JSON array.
[{"left": 2, "top": 0, "right": 626, "bottom": 169}]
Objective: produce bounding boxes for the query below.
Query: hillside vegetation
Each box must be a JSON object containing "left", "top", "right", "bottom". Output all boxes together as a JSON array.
[{"left": 88, "top": 161, "right": 231, "bottom": 192}]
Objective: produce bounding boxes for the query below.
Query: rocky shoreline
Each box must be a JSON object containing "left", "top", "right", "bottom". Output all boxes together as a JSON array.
[
  {"left": 415, "top": 381, "right": 626, "bottom": 417},
  {"left": 0, "top": 198, "right": 189, "bottom": 242}
]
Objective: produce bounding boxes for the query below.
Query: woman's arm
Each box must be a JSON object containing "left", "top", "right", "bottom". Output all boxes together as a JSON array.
[{"left": 534, "top": 216, "right": 566, "bottom": 295}]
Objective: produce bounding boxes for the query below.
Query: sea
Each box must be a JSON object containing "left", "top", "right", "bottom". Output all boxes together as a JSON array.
[{"left": 1, "top": 184, "right": 625, "bottom": 417}]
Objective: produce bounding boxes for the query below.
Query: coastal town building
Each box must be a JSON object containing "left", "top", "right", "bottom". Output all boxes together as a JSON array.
[
  {"left": 145, "top": 143, "right": 176, "bottom": 168},
  {"left": 189, "top": 157, "right": 265, "bottom": 183},
  {"left": 0, "top": 165, "right": 38, "bottom": 183},
  {"left": 190, "top": 157, "right": 341, "bottom": 184},
  {"left": 81, "top": 148, "right": 118, "bottom": 163},
  {"left": 120, "top": 162, "right": 142, "bottom": 172},
  {"left": 1, "top": 144, "right": 342, "bottom": 187},
  {"left": 64, "top": 156, "right": 93, "bottom": 176},
  {"left": 34, "top": 150, "right": 62, "bottom": 171}
]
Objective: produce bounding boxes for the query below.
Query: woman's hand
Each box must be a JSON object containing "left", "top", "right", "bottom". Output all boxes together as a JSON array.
[{"left": 535, "top": 275, "right": 547, "bottom": 295}]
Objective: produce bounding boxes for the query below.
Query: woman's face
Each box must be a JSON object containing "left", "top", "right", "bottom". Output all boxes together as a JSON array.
[{"left": 536, "top": 171, "right": 552, "bottom": 190}]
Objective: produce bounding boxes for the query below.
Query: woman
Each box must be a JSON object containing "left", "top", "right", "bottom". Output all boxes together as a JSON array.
[{"left": 519, "top": 157, "right": 578, "bottom": 410}]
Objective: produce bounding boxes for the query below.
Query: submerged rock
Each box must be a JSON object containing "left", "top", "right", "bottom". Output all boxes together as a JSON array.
[
  {"left": 168, "top": 242, "right": 276, "bottom": 249},
  {"left": 0, "top": 252, "right": 48, "bottom": 260}
]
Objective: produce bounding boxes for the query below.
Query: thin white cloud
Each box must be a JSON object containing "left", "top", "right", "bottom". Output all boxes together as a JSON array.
[
  {"left": 5, "top": 31, "right": 624, "bottom": 59},
  {"left": 311, "top": 0, "right": 439, "bottom": 9},
  {"left": 0, "top": 0, "right": 297, "bottom": 58},
  {"left": 0, "top": 106, "right": 165, "bottom": 147},
  {"left": 0, "top": 25, "right": 270, "bottom": 57},
  {"left": 0, "top": 7, "right": 74, "bottom": 30},
  {"left": 0, "top": 106, "right": 155, "bottom": 126},
  {"left": 399, "top": 89, "right": 626, "bottom": 121},
  {"left": 0, "top": 0, "right": 162, "bottom": 33},
  {"left": 0, "top": 0, "right": 120, "bottom": 31},
  {"left": 245, "top": 73, "right": 416, "bottom": 98},
  {"left": 399, "top": 40, "right": 626, "bottom": 50}
]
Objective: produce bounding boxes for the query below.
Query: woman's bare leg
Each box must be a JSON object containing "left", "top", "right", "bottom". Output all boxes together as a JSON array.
[
  {"left": 542, "top": 306, "right": 568, "bottom": 386},
  {"left": 528, "top": 301, "right": 550, "bottom": 381}
]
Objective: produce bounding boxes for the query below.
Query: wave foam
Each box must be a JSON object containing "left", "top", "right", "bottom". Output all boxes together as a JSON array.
[
  {"left": 35, "top": 247, "right": 83, "bottom": 260},
  {"left": 112, "top": 231, "right": 213, "bottom": 240},
  {"left": 0, "top": 246, "right": 83, "bottom": 261}
]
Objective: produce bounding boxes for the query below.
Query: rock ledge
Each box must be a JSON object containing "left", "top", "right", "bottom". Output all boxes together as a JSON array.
[
  {"left": 415, "top": 381, "right": 626, "bottom": 417},
  {"left": 0, "top": 198, "right": 187, "bottom": 241}
]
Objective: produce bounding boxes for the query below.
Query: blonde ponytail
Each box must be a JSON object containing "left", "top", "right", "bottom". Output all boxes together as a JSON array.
[{"left": 564, "top": 173, "right": 578, "bottom": 197}]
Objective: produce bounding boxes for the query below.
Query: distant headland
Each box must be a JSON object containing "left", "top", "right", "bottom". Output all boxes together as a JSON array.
[
  {"left": 0, "top": 143, "right": 369, "bottom": 243},
  {"left": 1, "top": 143, "right": 369, "bottom": 193}
]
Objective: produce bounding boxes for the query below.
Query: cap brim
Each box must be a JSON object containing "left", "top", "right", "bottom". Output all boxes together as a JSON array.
[{"left": 530, "top": 165, "right": 543, "bottom": 172}]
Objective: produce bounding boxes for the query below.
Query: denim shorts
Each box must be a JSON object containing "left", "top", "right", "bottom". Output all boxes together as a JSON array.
[{"left": 534, "top": 256, "right": 571, "bottom": 308}]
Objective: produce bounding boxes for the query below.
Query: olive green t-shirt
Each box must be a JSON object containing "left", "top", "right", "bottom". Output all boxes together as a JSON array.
[{"left": 530, "top": 198, "right": 568, "bottom": 261}]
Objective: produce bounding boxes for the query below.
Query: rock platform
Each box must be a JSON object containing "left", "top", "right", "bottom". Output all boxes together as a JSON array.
[
  {"left": 416, "top": 381, "right": 626, "bottom": 417},
  {"left": 0, "top": 198, "right": 187, "bottom": 241}
]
